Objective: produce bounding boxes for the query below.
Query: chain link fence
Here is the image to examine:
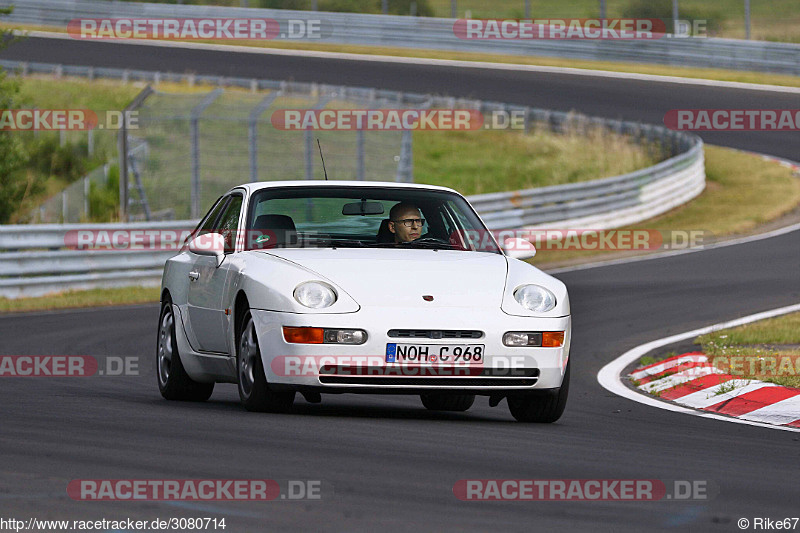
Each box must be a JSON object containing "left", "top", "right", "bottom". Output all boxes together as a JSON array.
[{"left": 122, "top": 83, "right": 411, "bottom": 221}]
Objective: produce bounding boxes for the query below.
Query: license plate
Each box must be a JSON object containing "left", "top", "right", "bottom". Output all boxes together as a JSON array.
[{"left": 385, "top": 343, "right": 484, "bottom": 364}]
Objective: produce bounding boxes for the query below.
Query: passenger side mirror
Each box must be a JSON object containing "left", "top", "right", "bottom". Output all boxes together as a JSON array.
[{"left": 503, "top": 237, "right": 536, "bottom": 260}]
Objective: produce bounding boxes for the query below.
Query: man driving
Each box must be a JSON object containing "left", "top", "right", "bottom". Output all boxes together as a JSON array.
[{"left": 388, "top": 202, "right": 425, "bottom": 243}]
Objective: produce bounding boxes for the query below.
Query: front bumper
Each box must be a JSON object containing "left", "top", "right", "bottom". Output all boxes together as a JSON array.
[{"left": 251, "top": 307, "right": 571, "bottom": 392}]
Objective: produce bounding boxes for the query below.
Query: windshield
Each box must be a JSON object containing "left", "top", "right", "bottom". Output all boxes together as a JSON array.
[{"left": 244, "top": 186, "right": 500, "bottom": 254}]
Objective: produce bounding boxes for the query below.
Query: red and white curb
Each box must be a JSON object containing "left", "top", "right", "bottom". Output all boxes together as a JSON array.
[
  {"left": 629, "top": 352, "right": 800, "bottom": 428},
  {"left": 597, "top": 303, "right": 800, "bottom": 433}
]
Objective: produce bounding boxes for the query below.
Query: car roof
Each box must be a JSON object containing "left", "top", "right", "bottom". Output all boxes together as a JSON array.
[{"left": 230, "top": 180, "right": 460, "bottom": 196}]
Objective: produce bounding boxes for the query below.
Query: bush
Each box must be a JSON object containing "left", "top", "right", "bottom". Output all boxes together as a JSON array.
[
  {"left": 26, "top": 136, "right": 90, "bottom": 183},
  {"left": 88, "top": 165, "right": 120, "bottom": 222},
  {"left": 621, "top": 0, "right": 725, "bottom": 36},
  {"left": 256, "top": 0, "right": 434, "bottom": 16}
]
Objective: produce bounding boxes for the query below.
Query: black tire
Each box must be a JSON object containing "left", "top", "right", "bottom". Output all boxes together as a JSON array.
[
  {"left": 507, "top": 361, "right": 570, "bottom": 423},
  {"left": 237, "top": 309, "right": 295, "bottom": 413},
  {"left": 156, "top": 298, "right": 214, "bottom": 402},
  {"left": 420, "top": 393, "right": 475, "bottom": 412}
]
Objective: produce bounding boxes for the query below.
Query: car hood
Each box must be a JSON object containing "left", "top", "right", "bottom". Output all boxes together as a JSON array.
[{"left": 259, "top": 249, "right": 508, "bottom": 309}]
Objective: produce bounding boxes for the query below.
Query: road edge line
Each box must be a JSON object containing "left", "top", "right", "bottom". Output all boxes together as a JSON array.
[{"left": 597, "top": 303, "right": 800, "bottom": 433}]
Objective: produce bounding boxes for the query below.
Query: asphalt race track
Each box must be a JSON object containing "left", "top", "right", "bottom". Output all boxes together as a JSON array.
[
  {"left": 1, "top": 37, "right": 799, "bottom": 532},
  {"left": 2, "top": 36, "right": 800, "bottom": 160}
]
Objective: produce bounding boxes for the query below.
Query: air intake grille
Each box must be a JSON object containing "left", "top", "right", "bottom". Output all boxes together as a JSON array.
[{"left": 388, "top": 329, "right": 483, "bottom": 339}]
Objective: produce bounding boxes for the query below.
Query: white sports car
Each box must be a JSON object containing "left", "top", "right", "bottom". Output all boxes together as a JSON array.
[{"left": 157, "top": 181, "right": 571, "bottom": 422}]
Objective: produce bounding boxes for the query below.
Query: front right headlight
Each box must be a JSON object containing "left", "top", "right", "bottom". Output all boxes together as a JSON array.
[
  {"left": 513, "top": 284, "right": 556, "bottom": 313},
  {"left": 293, "top": 281, "right": 337, "bottom": 309}
]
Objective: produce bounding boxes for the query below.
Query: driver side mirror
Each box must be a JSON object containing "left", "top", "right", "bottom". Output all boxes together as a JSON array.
[
  {"left": 503, "top": 237, "right": 536, "bottom": 260},
  {"left": 189, "top": 232, "right": 225, "bottom": 267}
]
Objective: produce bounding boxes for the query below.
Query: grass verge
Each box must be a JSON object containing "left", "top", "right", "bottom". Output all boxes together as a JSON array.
[
  {"left": 531, "top": 145, "right": 800, "bottom": 267},
  {"left": 0, "top": 286, "right": 161, "bottom": 314},
  {"left": 695, "top": 312, "right": 800, "bottom": 388}
]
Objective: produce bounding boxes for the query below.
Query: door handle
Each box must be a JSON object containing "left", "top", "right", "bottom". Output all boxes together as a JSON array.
[{"left": 188, "top": 271, "right": 200, "bottom": 281}]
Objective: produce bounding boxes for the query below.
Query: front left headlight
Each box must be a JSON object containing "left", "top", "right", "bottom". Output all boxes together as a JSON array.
[
  {"left": 513, "top": 284, "right": 556, "bottom": 313},
  {"left": 294, "top": 281, "right": 337, "bottom": 309}
]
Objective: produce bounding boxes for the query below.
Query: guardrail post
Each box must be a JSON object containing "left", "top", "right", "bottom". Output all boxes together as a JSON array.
[
  {"left": 744, "top": 0, "right": 751, "bottom": 39},
  {"left": 84, "top": 176, "right": 90, "bottom": 219},
  {"left": 118, "top": 85, "right": 154, "bottom": 222},
  {"left": 304, "top": 95, "right": 332, "bottom": 181},
  {"left": 248, "top": 91, "right": 282, "bottom": 183},
  {"left": 357, "top": 130, "right": 365, "bottom": 181},
  {"left": 190, "top": 89, "right": 223, "bottom": 218},
  {"left": 396, "top": 129, "right": 413, "bottom": 183}
]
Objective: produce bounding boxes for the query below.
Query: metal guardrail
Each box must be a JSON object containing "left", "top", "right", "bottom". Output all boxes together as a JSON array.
[
  {"left": 0, "top": 59, "right": 703, "bottom": 298},
  {"left": 471, "top": 140, "right": 704, "bottom": 230},
  {"left": 0, "top": 138, "right": 703, "bottom": 299},
  {"left": 2, "top": 0, "right": 800, "bottom": 75}
]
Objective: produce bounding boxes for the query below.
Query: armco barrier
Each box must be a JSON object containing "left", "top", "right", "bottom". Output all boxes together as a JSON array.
[
  {"left": 0, "top": 138, "right": 703, "bottom": 299},
  {"left": 0, "top": 63, "right": 703, "bottom": 298},
  {"left": 2, "top": 0, "right": 800, "bottom": 75}
]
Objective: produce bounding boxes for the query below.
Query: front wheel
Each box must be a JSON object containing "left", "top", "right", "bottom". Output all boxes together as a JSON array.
[
  {"left": 507, "top": 361, "right": 570, "bottom": 423},
  {"left": 156, "top": 299, "right": 214, "bottom": 402},
  {"left": 237, "top": 309, "right": 295, "bottom": 412},
  {"left": 420, "top": 393, "right": 475, "bottom": 412}
]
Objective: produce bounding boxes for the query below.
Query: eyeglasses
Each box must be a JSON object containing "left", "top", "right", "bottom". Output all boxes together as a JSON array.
[{"left": 392, "top": 218, "right": 426, "bottom": 228}]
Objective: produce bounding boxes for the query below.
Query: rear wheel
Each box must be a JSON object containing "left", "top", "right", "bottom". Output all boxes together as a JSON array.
[
  {"left": 156, "top": 299, "right": 214, "bottom": 402},
  {"left": 237, "top": 309, "right": 295, "bottom": 412},
  {"left": 507, "top": 361, "right": 570, "bottom": 423},
  {"left": 420, "top": 393, "right": 475, "bottom": 412}
]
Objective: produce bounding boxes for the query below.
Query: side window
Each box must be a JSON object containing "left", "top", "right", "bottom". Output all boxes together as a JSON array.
[
  {"left": 198, "top": 196, "right": 229, "bottom": 236},
  {"left": 216, "top": 195, "right": 243, "bottom": 253}
]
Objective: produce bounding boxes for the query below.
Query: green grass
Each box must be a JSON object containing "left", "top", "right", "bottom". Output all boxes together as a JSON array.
[
  {"left": 638, "top": 351, "right": 677, "bottom": 367},
  {"left": 0, "top": 286, "right": 161, "bottom": 313},
  {"left": 695, "top": 312, "right": 800, "bottom": 388},
  {"left": 5, "top": 76, "right": 660, "bottom": 221},
  {"left": 8, "top": 77, "right": 142, "bottom": 223},
  {"left": 415, "top": 127, "right": 658, "bottom": 195},
  {"left": 697, "top": 313, "right": 800, "bottom": 347},
  {"left": 531, "top": 145, "right": 800, "bottom": 267}
]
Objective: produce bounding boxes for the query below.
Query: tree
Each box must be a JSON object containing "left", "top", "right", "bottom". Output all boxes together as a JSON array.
[{"left": 0, "top": 6, "right": 30, "bottom": 223}]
